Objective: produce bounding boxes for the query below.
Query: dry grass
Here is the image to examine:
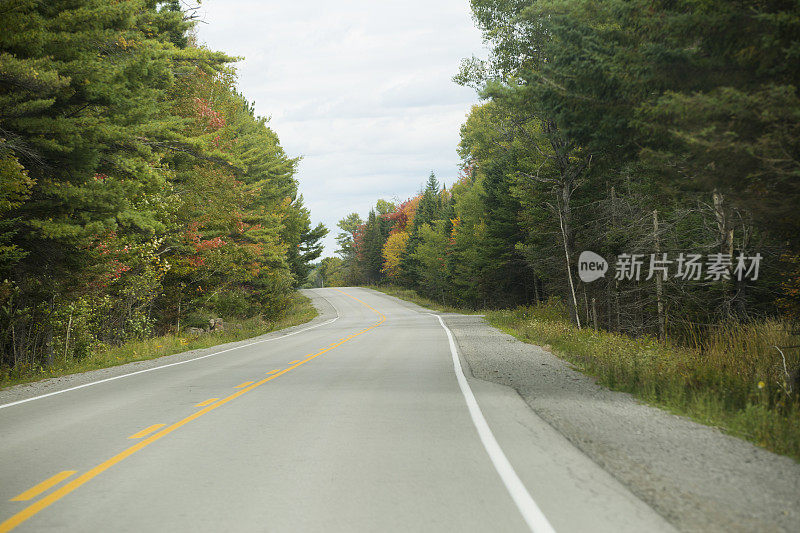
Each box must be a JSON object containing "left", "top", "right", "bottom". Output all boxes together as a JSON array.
[{"left": 488, "top": 301, "right": 800, "bottom": 460}]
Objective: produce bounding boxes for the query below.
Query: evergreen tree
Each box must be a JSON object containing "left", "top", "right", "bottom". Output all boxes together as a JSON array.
[
  {"left": 400, "top": 172, "right": 442, "bottom": 286},
  {"left": 0, "top": 1, "right": 326, "bottom": 370}
]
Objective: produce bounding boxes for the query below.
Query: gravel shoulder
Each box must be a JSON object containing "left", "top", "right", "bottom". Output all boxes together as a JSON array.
[
  {"left": 444, "top": 313, "right": 799, "bottom": 532},
  {"left": 0, "top": 291, "right": 336, "bottom": 406},
  {"left": 380, "top": 292, "right": 799, "bottom": 532}
]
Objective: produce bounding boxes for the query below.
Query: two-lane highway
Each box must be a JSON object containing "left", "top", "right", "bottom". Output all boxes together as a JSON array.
[{"left": 0, "top": 288, "right": 672, "bottom": 532}]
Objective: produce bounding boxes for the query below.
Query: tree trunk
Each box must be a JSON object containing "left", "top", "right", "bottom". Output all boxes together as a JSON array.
[
  {"left": 558, "top": 190, "right": 581, "bottom": 328},
  {"left": 712, "top": 190, "right": 735, "bottom": 317},
  {"left": 64, "top": 311, "right": 73, "bottom": 360},
  {"left": 653, "top": 210, "right": 666, "bottom": 341},
  {"left": 610, "top": 186, "right": 621, "bottom": 332}
]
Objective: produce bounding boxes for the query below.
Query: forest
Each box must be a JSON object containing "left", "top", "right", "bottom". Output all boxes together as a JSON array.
[
  {"left": 326, "top": 0, "right": 800, "bottom": 333},
  {"left": 0, "top": 0, "right": 326, "bottom": 379},
  {"left": 316, "top": 0, "right": 800, "bottom": 445}
]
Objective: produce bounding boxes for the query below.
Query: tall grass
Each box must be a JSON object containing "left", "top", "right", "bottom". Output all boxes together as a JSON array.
[
  {"left": 0, "top": 293, "right": 317, "bottom": 389},
  {"left": 488, "top": 301, "right": 800, "bottom": 460}
]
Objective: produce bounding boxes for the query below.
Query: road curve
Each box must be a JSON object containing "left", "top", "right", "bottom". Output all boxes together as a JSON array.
[{"left": 0, "top": 288, "right": 672, "bottom": 532}]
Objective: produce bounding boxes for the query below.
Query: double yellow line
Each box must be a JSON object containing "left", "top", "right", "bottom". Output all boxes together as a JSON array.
[{"left": 1, "top": 289, "right": 384, "bottom": 532}]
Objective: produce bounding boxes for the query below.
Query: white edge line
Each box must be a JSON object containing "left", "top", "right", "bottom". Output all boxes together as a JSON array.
[
  {"left": 429, "top": 312, "right": 556, "bottom": 533},
  {"left": 0, "top": 293, "right": 340, "bottom": 410}
]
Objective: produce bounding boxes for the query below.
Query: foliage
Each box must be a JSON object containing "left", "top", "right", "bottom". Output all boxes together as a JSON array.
[
  {"left": 381, "top": 232, "right": 409, "bottom": 281},
  {"left": 337, "top": 0, "right": 800, "bottom": 456},
  {"left": 1, "top": 293, "right": 317, "bottom": 388},
  {"left": 0, "top": 1, "right": 325, "bottom": 375}
]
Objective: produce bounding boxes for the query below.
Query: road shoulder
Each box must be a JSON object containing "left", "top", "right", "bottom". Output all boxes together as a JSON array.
[
  {"left": 364, "top": 288, "right": 799, "bottom": 532},
  {"left": 443, "top": 312, "right": 800, "bottom": 533},
  {"left": 0, "top": 290, "right": 336, "bottom": 407}
]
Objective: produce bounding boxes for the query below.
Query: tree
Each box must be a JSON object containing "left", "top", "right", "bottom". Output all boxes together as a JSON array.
[
  {"left": 412, "top": 223, "right": 450, "bottom": 304},
  {"left": 375, "top": 199, "right": 396, "bottom": 216},
  {"left": 382, "top": 232, "right": 410, "bottom": 281},
  {"left": 336, "top": 213, "right": 363, "bottom": 257},
  {"left": 319, "top": 257, "right": 345, "bottom": 287},
  {"left": 0, "top": 1, "right": 322, "bottom": 371},
  {"left": 281, "top": 195, "right": 328, "bottom": 288},
  {"left": 361, "top": 210, "right": 389, "bottom": 284},
  {"left": 400, "top": 173, "right": 443, "bottom": 286}
]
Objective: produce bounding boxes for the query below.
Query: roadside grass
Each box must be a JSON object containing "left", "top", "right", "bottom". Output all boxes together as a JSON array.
[
  {"left": 366, "top": 285, "right": 484, "bottom": 314},
  {"left": 0, "top": 293, "right": 317, "bottom": 389},
  {"left": 372, "top": 286, "right": 800, "bottom": 461},
  {"left": 490, "top": 305, "right": 800, "bottom": 461}
]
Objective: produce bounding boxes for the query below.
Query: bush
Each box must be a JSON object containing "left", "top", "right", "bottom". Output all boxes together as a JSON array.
[{"left": 211, "top": 290, "right": 252, "bottom": 319}]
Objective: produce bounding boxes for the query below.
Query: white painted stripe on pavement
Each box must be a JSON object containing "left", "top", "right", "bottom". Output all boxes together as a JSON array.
[
  {"left": 0, "top": 298, "right": 340, "bottom": 410},
  {"left": 431, "top": 313, "right": 556, "bottom": 533}
]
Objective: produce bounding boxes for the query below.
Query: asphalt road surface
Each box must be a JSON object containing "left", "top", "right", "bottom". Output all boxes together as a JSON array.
[{"left": 0, "top": 288, "right": 673, "bottom": 532}]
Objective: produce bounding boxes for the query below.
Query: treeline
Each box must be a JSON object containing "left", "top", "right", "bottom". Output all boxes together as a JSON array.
[
  {"left": 0, "top": 1, "right": 325, "bottom": 373},
  {"left": 329, "top": 0, "right": 800, "bottom": 341}
]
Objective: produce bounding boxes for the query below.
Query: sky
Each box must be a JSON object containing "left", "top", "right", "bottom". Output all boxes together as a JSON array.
[{"left": 194, "top": 0, "right": 487, "bottom": 256}]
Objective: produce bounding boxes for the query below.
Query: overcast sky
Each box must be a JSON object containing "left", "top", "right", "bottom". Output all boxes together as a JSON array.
[{"left": 194, "top": 0, "right": 486, "bottom": 256}]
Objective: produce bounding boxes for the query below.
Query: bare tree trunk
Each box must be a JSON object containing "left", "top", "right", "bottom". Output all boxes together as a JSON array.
[
  {"left": 44, "top": 326, "right": 53, "bottom": 367},
  {"left": 11, "top": 323, "right": 17, "bottom": 368},
  {"left": 525, "top": 119, "right": 590, "bottom": 328},
  {"left": 558, "top": 196, "right": 581, "bottom": 328},
  {"left": 64, "top": 311, "right": 73, "bottom": 360},
  {"left": 713, "top": 190, "right": 735, "bottom": 257},
  {"left": 713, "top": 190, "right": 735, "bottom": 317},
  {"left": 653, "top": 210, "right": 666, "bottom": 341},
  {"left": 734, "top": 278, "right": 748, "bottom": 318},
  {"left": 733, "top": 222, "right": 751, "bottom": 319},
  {"left": 610, "top": 186, "right": 621, "bottom": 332},
  {"left": 583, "top": 287, "right": 590, "bottom": 326}
]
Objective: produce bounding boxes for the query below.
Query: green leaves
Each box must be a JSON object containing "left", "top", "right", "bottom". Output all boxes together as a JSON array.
[{"left": 0, "top": 0, "right": 324, "bottom": 369}]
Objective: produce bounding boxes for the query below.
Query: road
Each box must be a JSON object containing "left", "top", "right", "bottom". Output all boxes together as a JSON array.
[{"left": 0, "top": 288, "right": 672, "bottom": 532}]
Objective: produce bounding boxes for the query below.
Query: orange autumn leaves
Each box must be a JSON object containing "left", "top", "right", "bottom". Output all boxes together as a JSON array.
[{"left": 379, "top": 197, "right": 419, "bottom": 280}]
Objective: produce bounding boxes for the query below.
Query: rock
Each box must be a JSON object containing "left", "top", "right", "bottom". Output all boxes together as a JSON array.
[
  {"left": 209, "top": 318, "right": 224, "bottom": 332},
  {"left": 185, "top": 327, "right": 205, "bottom": 336}
]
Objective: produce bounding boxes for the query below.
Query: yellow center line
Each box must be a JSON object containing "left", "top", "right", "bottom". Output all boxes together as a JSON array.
[
  {"left": 10, "top": 471, "right": 76, "bottom": 502},
  {"left": 128, "top": 424, "right": 166, "bottom": 440},
  {"left": 0, "top": 288, "right": 385, "bottom": 533},
  {"left": 235, "top": 381, "right": 254, "bottom": 388},
  {"left": 194, "top": 398, "right": 219, "bottom": 408},
  {"left": 265, "top": 370, "right": 280, "bottom": 375},
  {"left": 288, "top": 360, "right": 300, "bottom": 364}
]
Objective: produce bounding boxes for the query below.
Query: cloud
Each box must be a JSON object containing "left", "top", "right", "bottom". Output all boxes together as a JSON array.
[{"left": 196, "top": 0, "right": 487, "bottom": 256}]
